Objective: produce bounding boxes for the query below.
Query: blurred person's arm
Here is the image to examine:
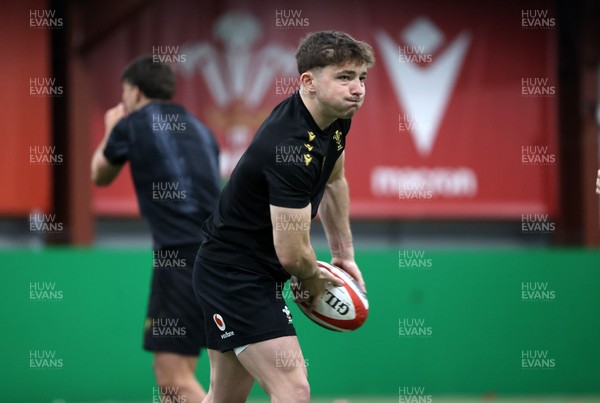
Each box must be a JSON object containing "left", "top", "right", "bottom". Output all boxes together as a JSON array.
[
  {"left": 318, "top": 152, "right": 366, "bottom": 292},
  {"left": 91, "top": 104, "right": 126, "bottom": 186}
]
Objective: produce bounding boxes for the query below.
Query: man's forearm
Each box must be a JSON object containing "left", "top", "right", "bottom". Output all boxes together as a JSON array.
[
  {"left": 319, "top": 178, "right": 354, "bottom": 260},
  {"left": 282, "top": 244, "right": 319, "bottom": 280},
  {"left": 270, "top": 204, "right": 319, "bottom": 279},
  {"left": 91, "top": 133, "right": 109, "bottom": 166}
]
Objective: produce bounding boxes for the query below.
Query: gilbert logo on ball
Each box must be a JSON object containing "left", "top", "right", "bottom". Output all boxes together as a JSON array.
[
  {"left": 213, "top": 313, "right": 226, "bottom": 331},
  {"left": 292, "top": 261, "right": 369, "bottom": 332}
]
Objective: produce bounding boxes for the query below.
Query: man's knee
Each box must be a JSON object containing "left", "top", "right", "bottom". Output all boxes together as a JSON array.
[
  {"left": 153, "top": 355, "right": 196, "bottom": 391},
  {"left": 268, "top": 375, "right": 309, "bottom": 403},
  {"left": 264, "top": 363, "right": 310, "bottom": 403},
  {"left": 291, "top": 377, "right": 310, "bottom": 403}
]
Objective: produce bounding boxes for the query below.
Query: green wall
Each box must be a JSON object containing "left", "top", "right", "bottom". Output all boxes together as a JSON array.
[{"left": 1, "top": 248, "right": 599, "bottom": 402}]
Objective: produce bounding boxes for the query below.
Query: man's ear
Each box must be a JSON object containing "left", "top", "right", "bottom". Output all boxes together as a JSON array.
[
  {"left": 300, "top": 71, "right": 316, "bottom": 93},
  {"left": 134, "top": 86, "right": 143, "bottom": 104}
]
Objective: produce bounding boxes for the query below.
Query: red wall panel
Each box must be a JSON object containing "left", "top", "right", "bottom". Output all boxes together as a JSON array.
[
  {"left": 87, "top": 0, "right": 557, "bottom": 219},
  {"left": 0, "top": 0, "right": 52, "bottom": 215}
]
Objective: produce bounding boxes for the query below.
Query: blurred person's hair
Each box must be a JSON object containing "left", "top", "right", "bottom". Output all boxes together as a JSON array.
[{"left": 121, "top": 55, "right": 176, "bottom": 100}]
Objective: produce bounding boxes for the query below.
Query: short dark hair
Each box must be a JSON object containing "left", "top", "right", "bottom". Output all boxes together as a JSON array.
[
  {"left": 295, "top": 31, "right": 375, "bottom": 74},
  {"left": 121, "top": 55, "right": 176, "bottom": 100}
]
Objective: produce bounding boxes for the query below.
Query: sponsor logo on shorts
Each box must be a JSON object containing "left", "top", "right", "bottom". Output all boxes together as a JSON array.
[
  {"left": 213, "top": 313, "right": 235, "bottom": 339},
  {"left": 213, "top": 313, "right": 226, "bottom": 331}
]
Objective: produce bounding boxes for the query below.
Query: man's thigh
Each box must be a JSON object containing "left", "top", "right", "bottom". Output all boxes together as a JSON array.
[{"left": 237, "top": 335, "right": 308, "bottom": 394}]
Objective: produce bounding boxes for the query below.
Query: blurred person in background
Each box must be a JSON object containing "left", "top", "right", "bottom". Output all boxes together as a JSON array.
[{"left": 91, "top": 55, "right": 220, "bottom": 402}]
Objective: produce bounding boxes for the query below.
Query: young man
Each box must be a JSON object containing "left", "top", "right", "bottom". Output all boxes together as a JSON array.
[
  {"left": 193, "top": 31, "right": 374, "bottom": 402},
  {"left": 91, "top": 55, "right": 220, "bottom": 402}
]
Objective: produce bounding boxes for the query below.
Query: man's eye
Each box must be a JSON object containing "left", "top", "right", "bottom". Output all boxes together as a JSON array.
[{"left": 339, "top": 75, "right": 349, "bottom": 80}]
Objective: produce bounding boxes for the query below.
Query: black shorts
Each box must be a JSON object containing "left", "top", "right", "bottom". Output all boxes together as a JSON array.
[
  {"left": 143, "top": 244, "right": 206, "bottom": 356},
  {"left": 192, "top": 253, "right": 296, "bottom": 352}
]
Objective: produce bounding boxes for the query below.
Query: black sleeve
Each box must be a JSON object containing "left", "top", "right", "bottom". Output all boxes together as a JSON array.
[
  {"left": 264, "top": 139, "right": 315, "bottom": 209},
  {"left": 103, "top": 119, "right": 129, "bottom": 165}
]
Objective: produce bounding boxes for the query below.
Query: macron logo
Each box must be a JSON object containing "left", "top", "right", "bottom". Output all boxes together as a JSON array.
[{"left": 376, "top": 17, "right": 471, "bottom": 156}]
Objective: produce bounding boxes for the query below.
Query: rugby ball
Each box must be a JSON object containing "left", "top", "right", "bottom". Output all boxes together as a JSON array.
[{"left": 291, "top": 261, "right": 368, "bottom": 332}]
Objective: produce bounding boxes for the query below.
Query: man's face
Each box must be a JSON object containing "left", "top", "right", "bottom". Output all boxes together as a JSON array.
[
  {"left": 121, "top": 81, "right": 139, "bottom": 114},
  {"left": 311, "top": 61, "right": 368, "bottom": 120}
]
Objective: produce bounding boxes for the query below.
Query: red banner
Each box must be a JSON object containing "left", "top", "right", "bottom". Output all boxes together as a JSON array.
[
  {"left": 0, "top": 0, "right": 52, "bottom": 215},
  {"left": 89, "top": 0, "right": 557, "bottom": 219}
]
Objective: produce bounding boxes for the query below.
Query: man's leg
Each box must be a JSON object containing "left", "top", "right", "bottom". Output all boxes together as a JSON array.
[
  {"left": 237, "top": 336, "right": 309, "bottom": 403},
  {"left": 202, "top": 349, "right": 254, "bottom": 403},
  {"left": 149, "top": 246, "right": 209, "bottom": 402},
  {"left": 154, "top": 352, "right": 206, "bottom": 402}
]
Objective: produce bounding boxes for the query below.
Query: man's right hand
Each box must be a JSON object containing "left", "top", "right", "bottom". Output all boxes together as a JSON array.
[
  {"left": 297, "top": 265, "right": 343, "bottom": 311},
  {"left": 104, "top": 103, "right": 126, "bottom": 135}
]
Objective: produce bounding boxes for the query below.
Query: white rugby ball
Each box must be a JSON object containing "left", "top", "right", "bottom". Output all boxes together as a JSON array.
[{"left": 291, "top": 261, "right": 368, "bottom": 332}]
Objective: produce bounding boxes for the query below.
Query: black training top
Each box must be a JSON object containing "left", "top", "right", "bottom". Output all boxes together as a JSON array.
[
  {"left": 198, "top": 92, "right": 350, "bottom": 279},
  {"left": 103, "top": 102, "right": 220, "bottom": 249}
]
